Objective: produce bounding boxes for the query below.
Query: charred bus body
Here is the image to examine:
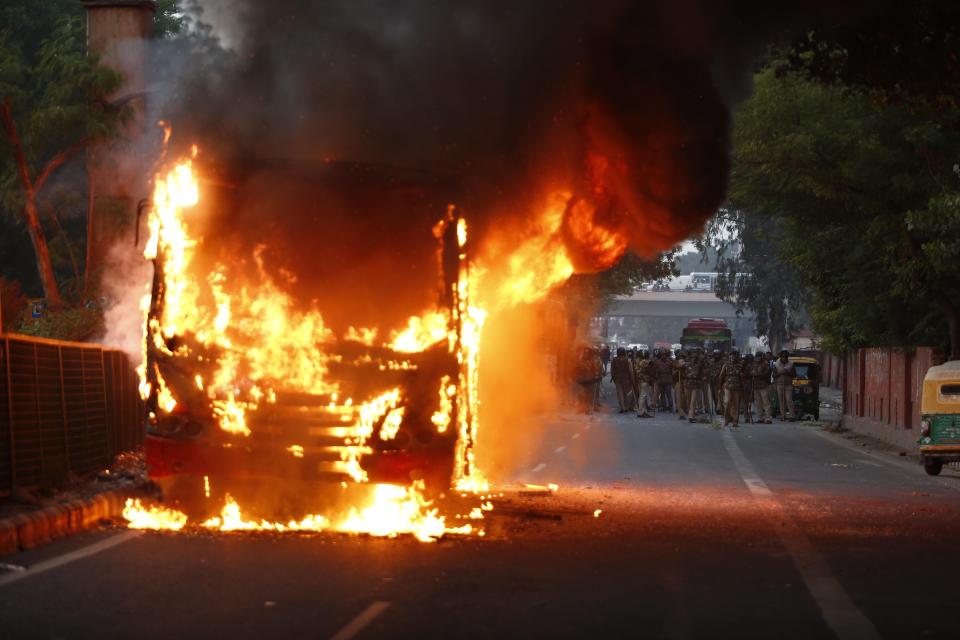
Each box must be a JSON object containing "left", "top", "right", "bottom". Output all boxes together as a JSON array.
[{"left": 141, "top": 162, "right": 473, "bottom": 510}]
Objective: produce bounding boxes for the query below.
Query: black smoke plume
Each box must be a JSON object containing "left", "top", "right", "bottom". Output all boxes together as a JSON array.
[{"left": 151, "top": 0, "right": 875, "bottom": 327}]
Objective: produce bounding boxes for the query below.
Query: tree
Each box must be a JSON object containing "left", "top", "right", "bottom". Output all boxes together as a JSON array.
[
  {"left": 555, "top": 250, "right": 676, "bottom": 337},
  {"left": 155, "top": 0, "right": 188, "bottom": 38},
  {"left": 726, "top": 65, "right": 960, "bottom": 357},
  {"left": 0, "top": 0, "right": 184, "bottom": 312},
  {"left": 0, "top": 11, "right": 125, "bottom": 307},
  {"left": 698, "top": 209, "right": 808, "bottom": 352},
  {"left": 779, "top": 0, "right": 960, "bottom": 358},
  {"left": 784, "top": 0, "right": 960, "bottom": 109},
  {"left": 675, "top": 243, "right": 725, "bottom": 276}
]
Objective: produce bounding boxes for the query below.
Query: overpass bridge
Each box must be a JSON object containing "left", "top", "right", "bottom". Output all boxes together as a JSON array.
[{"left": 591, "top": 291, "right": 755, "bottom": 350}]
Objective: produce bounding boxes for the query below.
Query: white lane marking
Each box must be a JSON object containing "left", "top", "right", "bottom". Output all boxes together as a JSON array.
[
  {"left": 0, "top": 530, "right": 142, "bottom": 588},
  {"left": 722, "top": 431, "right": 880, "bottom": 640},
  {"left": 857, "top": 460, "right": 883, "bottom": 468},
  {"left": 531, "top": 463, "right": 547, "bottom": 473},
  {"left": 571, "top": 433, "right": 580, "bottom": 440},
  {"left": 330, "top": 601, "right": 390, "bottom": 640},
  {"left": 584, "top": 424, "right": 591, "bottom": 430},
  {"left": 554, "top": 446, "right": 566, "bottom": 454}
]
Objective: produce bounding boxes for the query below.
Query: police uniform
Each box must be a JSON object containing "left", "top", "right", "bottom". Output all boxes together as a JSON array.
[
  {"left": 741, "top": 358, "right": 754, "bottom": 422},
  {"left": 684, "top": 354, "right": 705, "bottom": 420},
  {"left": 654, "top": 355, "right": 673, "bottom": 411},
  {"left": 674, "top": 354, "right": 687, "bottom": 418},
  {"left": 752, "top": 359, "right": 773, "bottom": 423},
  {"left": 634, "top": 357, "right": 655, "bottom": 417},
  {"left": 610, "top": 353, "right": 635, "bottom": 412},
  {"left": 575, "top": 350, "right": 601, "bottom": 414},
  {"left": 709, "top": 355, "right": 724, "bottom": 413},
  {"left": 719, "top": 356, "right": 743, "bottom": 427},
  {"left": 774, "top": 357, "right": 796, "bottom": 419}
]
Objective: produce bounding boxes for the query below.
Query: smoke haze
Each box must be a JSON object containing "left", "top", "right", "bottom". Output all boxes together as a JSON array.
[
  {"left": 128, "top": 0, "right": 880, "bottom": 476},
  {"left": 155, "top": 1, "right": 878, "bottom": 282}
]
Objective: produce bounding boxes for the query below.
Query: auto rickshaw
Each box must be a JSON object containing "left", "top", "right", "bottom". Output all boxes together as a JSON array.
[
  {"left": 770, "top": 355, "right": 820, "bottom": 420},
  {"left": 918, "top": 360, "right": 960, "bottom": 476}
]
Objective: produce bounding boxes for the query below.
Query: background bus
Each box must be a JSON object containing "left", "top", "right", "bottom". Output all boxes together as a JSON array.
[{"left": 680, "top": 318, "right": 734, "bottom": 352}]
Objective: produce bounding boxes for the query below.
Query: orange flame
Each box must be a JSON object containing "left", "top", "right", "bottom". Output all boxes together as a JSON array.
[
  {"left": 124, "top": 482, "right": 479, "bottom": 543},
  {"left": 484, "top": 191, "right": 575, "bottom": 309},
  {"left": 141, "top": 159, "right": 337, "bottom": 437},
  {"left": 123, "top": 498, "right": 188, "bottom": 531},
  {"left": 135, "top": 153, "right": 629, "bottom": 541}
]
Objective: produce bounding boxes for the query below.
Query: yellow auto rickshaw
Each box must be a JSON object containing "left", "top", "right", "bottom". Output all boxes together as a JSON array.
[
  {"left": 770, "top": 355, "right": 820, "bottom": 420},
  {"left": 918, "top": 360, "right": 960, "bottom": 476}
]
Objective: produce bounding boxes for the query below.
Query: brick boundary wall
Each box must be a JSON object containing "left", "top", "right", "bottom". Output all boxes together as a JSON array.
[{"left": 840, "top": 347, "right": 937, "bottom": 451}]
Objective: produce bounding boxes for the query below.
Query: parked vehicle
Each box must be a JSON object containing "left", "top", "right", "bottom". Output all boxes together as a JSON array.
[
  {"left": 690, "top": 272, "right": 718, "bottom": 292},
  {"left": 771, "top": 355, "right": 820, "bottom": 420},
  {"left": 918, "top": 360, "right": 960, "bottom": 476}
]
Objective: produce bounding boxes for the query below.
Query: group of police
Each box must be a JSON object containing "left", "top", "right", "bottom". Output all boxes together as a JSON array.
[{"left": 584, "top": 346, "right": 799, "bottom": 428}]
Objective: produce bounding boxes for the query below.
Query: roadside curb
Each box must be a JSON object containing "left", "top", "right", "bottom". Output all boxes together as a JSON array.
[{"left": 0, "top": 485, "right": 144, "bottom": 556}]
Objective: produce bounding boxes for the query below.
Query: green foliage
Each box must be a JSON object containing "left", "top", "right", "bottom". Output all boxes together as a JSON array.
[
  {"left": 0, "top": 15, "right": 125, "bottom": 194},
  {"left": 784, "top": 0, "right": 960, "bottom": 109},
  {"left": 559, "top": 250, "right": 677, "bottom": 314},
  {"left": 676, "top": 245, "right": 724, "bottom": 275},
  {"left": 726, "top": 64, "right": 960, "bottom": 356},
  {"left": 0, "top": 1, "right": 82, "bottom": 64},
  {"left": 0, "top": 1, "right": 134, "bottom": 333},
  {"left": 597, "top": 251, "right": 677, "bottom": 300},
  {"left": 700, "top": 209, "right": 807, "bottom": 351},
  {"left": 155, "top": 0, "right": 188, "bottom": 38},
  {"left": 17, "top": 305, "right": 104, "bottom": 342}
]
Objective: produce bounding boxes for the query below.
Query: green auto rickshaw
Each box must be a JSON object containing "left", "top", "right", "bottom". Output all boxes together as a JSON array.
[{"left": 918, "top": 360, "right": 960, "bottom": 476}]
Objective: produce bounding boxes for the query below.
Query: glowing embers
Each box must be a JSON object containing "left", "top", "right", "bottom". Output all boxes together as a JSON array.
[
  {"left": 388, "top": 310, "right": 450, "bottom": 353},
  {"left": 431, "top": 376, "right": 455, "bottom": 433},
  {"left": 202, "top": 495, "right": 328, "bottom": 532},
  {"left": 338, "top": 482, "right": 473, "bottom": 543},
  {"left": 286, "top": 444, "right": 305, "bottom": 458},
  {"left": 123, "top": 498, "right": 188, "bottom": 531},
  {"left": 378, "top": 407, "right": 406, "bottom": 441},
  {"left": 122, "top": 482, "right": 483, "bottom": 543}
]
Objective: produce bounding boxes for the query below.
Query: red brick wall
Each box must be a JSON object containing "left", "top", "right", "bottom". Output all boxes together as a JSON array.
[{"left": 841, "top": 347, "right": 937, "bottom": 450}]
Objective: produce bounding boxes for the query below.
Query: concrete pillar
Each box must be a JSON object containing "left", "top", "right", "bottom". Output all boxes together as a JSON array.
[{"left": 82, "top": 1, "right": 156, "bottom": 290}]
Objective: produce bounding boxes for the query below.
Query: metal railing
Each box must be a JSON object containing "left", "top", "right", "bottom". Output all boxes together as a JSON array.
[{"left": 0, "top": 334, "right": 143, "bottom": 496}]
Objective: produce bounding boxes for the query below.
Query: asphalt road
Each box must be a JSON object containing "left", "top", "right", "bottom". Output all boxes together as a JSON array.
[{"left": 2, "top": 388, "right": 959, "bottom": 640}]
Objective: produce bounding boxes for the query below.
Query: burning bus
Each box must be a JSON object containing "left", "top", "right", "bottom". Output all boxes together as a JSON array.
[{"left": 138, "top": 156, "right": 486, "bottom": 513}]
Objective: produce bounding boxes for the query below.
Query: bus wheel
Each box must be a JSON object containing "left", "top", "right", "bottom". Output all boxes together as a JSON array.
[{"left": 924, "top": 459, "right": 943, "bottom": 476}]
